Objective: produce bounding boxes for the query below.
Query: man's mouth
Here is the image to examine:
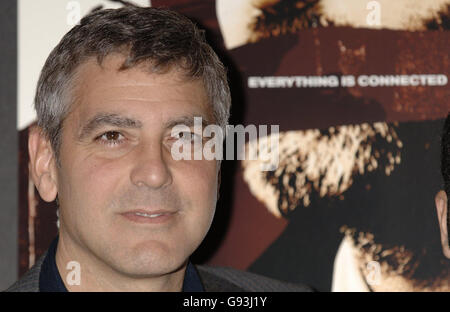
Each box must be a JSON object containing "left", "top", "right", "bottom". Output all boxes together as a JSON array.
[
  {"left": 134, "top": 212, "right": 166, "bottom": 218},
  {"left": 120, "top": 209, "right": 178, "bottom": 224}
]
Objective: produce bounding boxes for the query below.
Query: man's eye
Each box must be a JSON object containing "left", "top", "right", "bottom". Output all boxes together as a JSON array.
[
  {"left": 96, "top": 131, "right": 125, "bottom": 146},
  {"left": 177, "top": 131, "right": 199, "bottom": 142}
]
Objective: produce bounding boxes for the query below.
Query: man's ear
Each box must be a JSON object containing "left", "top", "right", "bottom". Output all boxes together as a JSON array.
[
  {"left": 435, "top": 190, "right": 450, "bottom": 259},
  {"left": 28, "top": 126, "right": 58, "bottom": 202}
]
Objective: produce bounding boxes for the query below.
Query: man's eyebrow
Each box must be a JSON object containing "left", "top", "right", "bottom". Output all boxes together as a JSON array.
[{"left": 78, "top": 113, "right": 143, "bottom": 140}]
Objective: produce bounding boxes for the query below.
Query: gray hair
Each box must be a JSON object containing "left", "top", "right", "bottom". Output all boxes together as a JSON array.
[{"left": 34, "top": 6, "right": 231, "bottom": 162}]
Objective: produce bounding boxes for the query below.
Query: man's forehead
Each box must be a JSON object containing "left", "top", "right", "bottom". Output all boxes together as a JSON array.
[{"left": 69, "top": 54, "right": 214, "bottom": 126}]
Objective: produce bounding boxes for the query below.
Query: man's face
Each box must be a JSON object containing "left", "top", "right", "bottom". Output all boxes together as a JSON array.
[{"left": 54, "top": 54, "right": 219, "bottom": 277}]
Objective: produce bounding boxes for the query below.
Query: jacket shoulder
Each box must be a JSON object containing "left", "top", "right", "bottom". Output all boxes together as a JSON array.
[
  {"left": 196, "top": 265, "right": 313, "bottom": 292},
  {"left": 3, "top": 252, "right": 46, "bottom": 292}
]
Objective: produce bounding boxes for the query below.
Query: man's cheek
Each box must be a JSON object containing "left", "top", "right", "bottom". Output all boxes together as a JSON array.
[
  {"left": 83, "top": 156, "right": 125, "bottom": 181},
  {"left": 74, "top": 159, "right": 122, "bottom": 205},
  {"left": 185, "top": 175, "right": 217, "bottom": 223}
]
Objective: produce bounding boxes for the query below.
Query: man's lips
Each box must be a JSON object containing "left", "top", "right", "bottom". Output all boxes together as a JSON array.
[{"left": 119, "top": 209, "right": 178, "bottom": 224}]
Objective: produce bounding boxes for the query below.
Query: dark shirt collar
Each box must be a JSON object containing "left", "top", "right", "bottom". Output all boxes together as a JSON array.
[
  {"left": 39, "top": 236, "right": 204, "bottom": 292},
  {"left": 39, "top": 236, "right": 67, "bottom": 292}
]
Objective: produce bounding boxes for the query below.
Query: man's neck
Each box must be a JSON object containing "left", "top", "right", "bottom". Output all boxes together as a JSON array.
[{"left": 54, "top": 232, "right": 186, "bottom": 292}]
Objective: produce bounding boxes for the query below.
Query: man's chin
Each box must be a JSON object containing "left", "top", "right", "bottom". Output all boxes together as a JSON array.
[
  {"left": 112, "top": 256, "right": 187, "bottom": 279},
  {"left": 108, "top": 243, "right": 188, "bottom": 278}
]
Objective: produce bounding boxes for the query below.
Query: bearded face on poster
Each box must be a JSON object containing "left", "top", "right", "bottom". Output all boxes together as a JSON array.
[{"left": 215, "top": 0, "right": 450, "bottom": 291}]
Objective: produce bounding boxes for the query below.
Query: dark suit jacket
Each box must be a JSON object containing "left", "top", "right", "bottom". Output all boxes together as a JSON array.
[{"left": 4, "top": 251, "right": 312, "bottom": 292}]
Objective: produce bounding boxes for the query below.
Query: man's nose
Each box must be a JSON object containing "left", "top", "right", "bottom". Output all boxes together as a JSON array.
[{"left": 130, "top": 143, "right": 173, "bottom": 189}]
